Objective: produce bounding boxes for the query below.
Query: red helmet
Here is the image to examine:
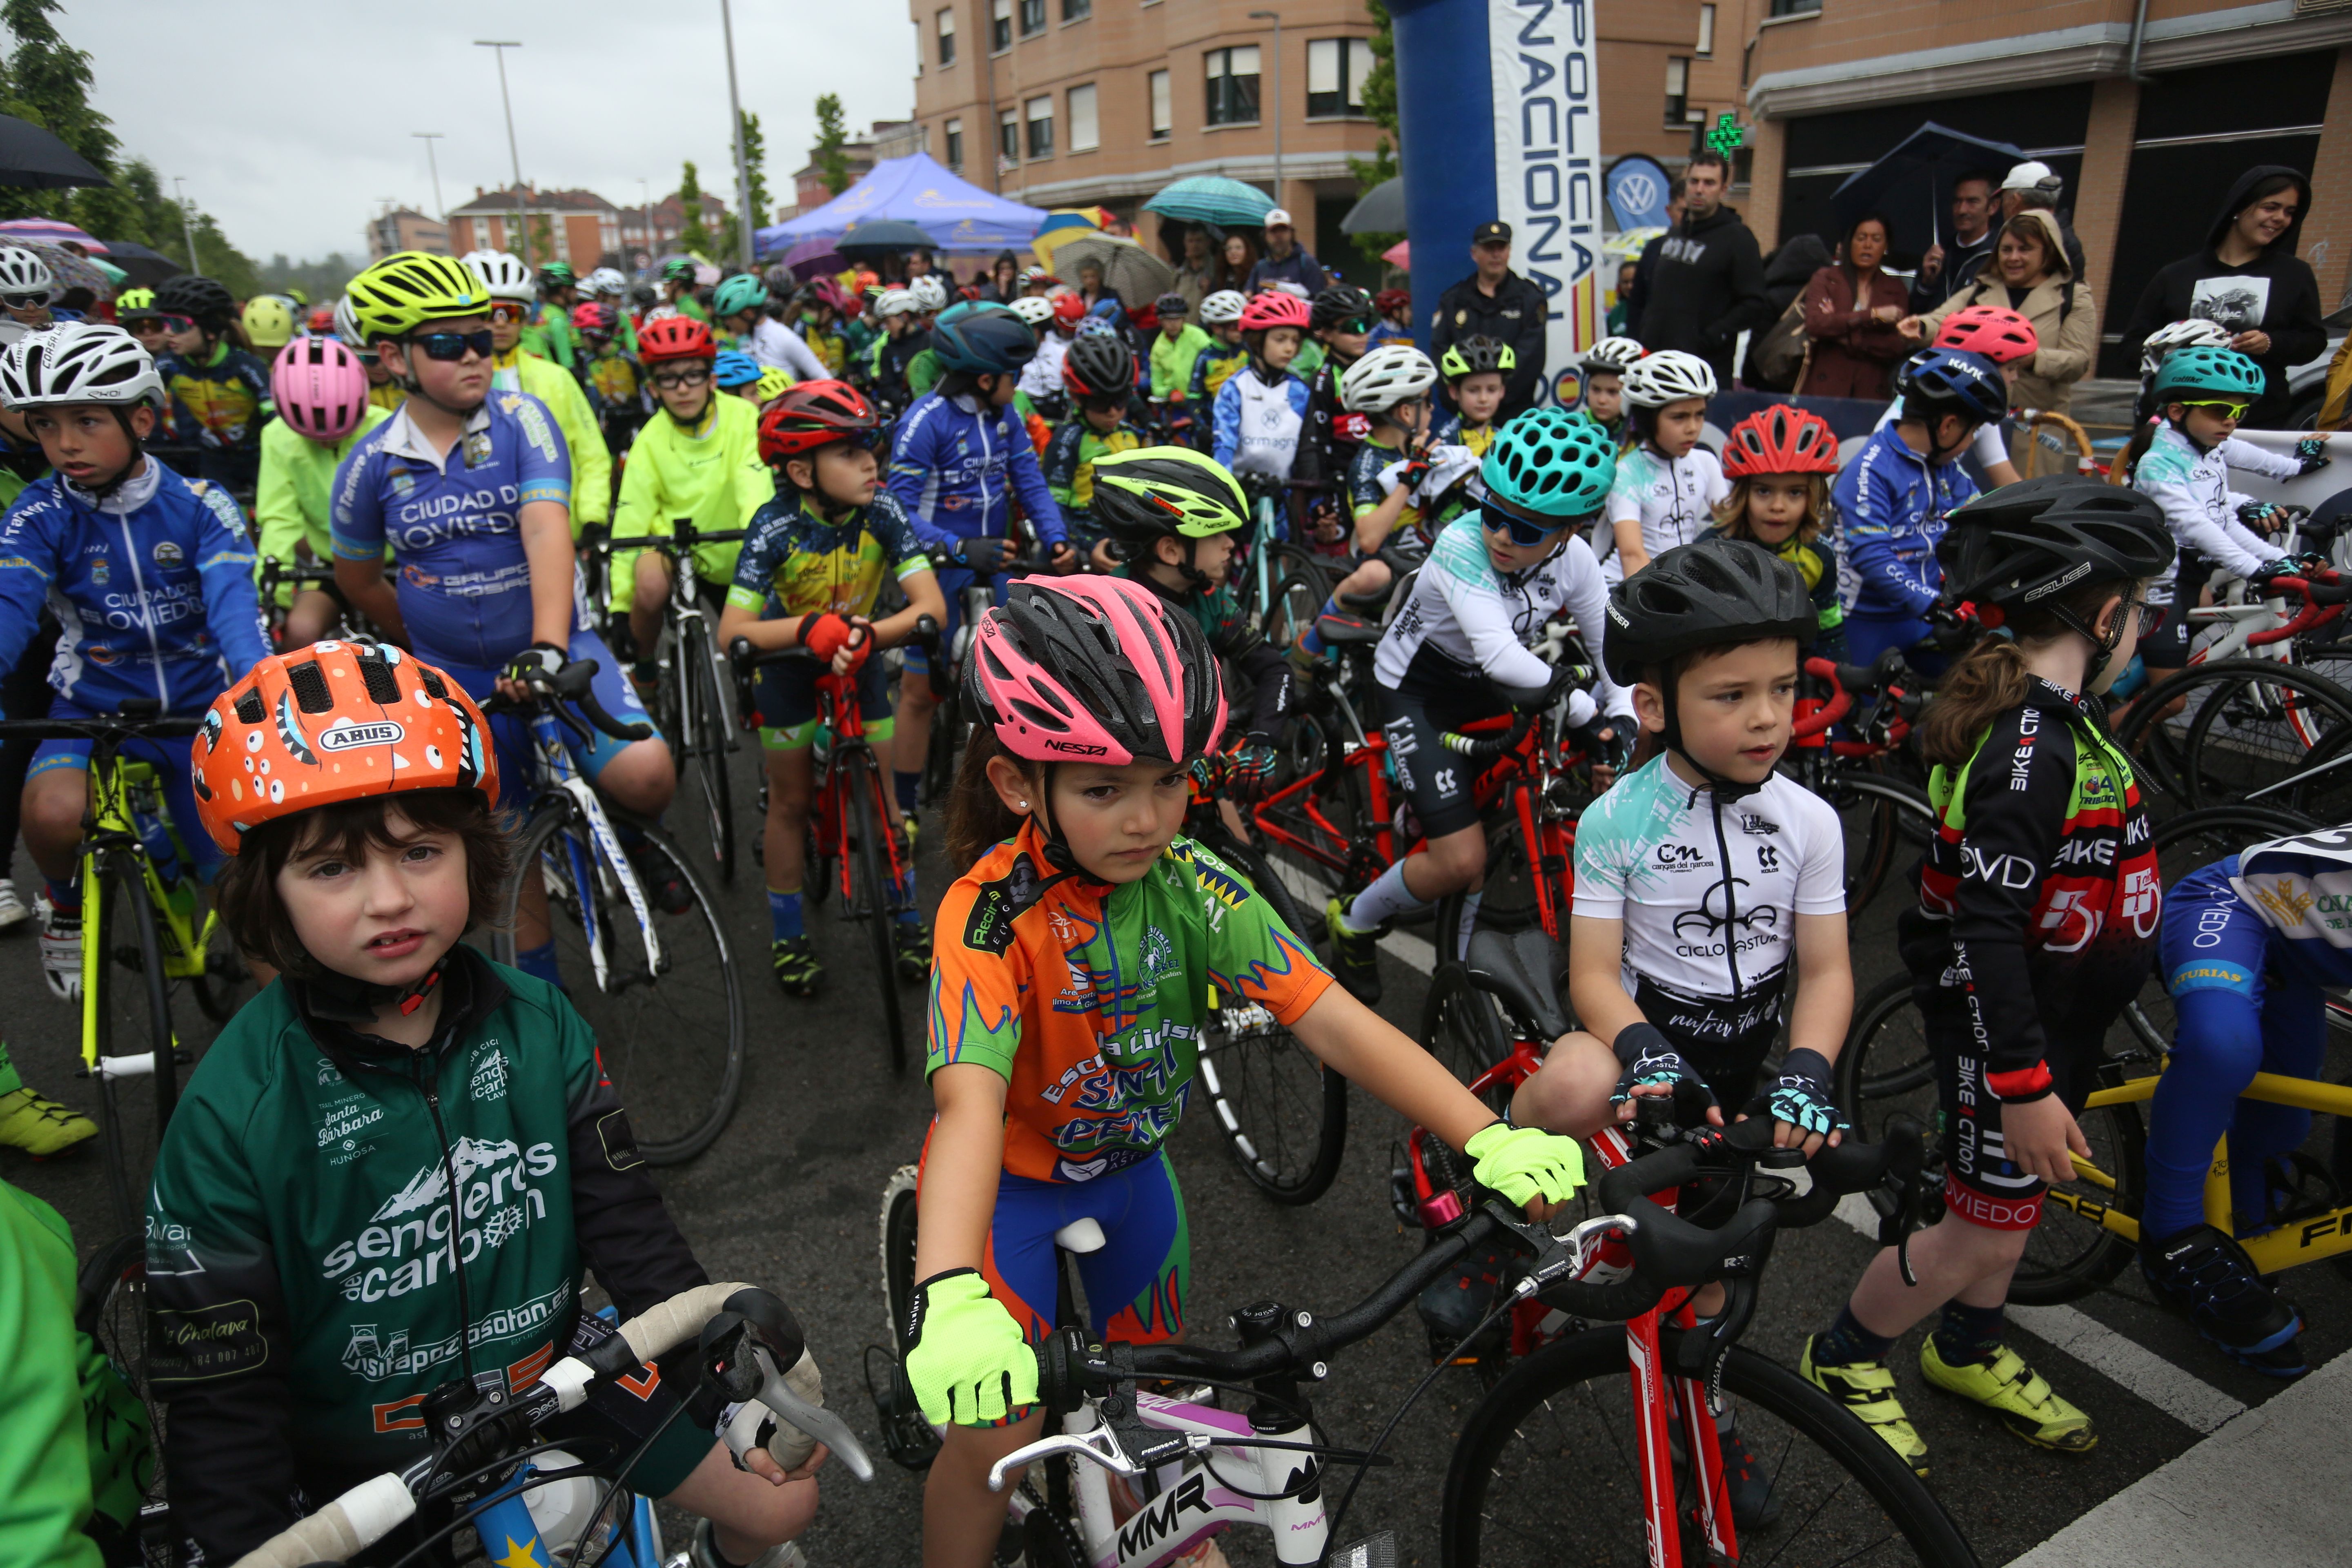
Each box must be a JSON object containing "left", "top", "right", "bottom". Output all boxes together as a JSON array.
[
  {"left": 570, "top": 301, "right": 615, "bottom": 334},
  {"left": 758, "top": 379, "right": 879, "bottom": 463},
  {"left": 1374, "top": 288, "right": 1411, "bottom": 314},
  {"left": 637, "top": 314, "right": 716, "bottom": 364},
  {"left": 1933, "top": 305, "right": 2038, "bottom": 365},
  {"left": 1720, "top": 404, "right": 1842, "bottom": 479},
  {"left": 1049, "top": 292, "right": 1086, "bottom": 327},
  {"left": 306, "top": 305, "right": 336, "bottom": 334},
  {"left": 1239, "top": 292, "right": 1310, "bottom": 332}
]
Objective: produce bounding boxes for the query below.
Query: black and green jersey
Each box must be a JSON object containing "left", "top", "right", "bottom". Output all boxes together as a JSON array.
[
  {"left": 144, "top": 948, "right": 707, "bottom": 1564},
  {"left": 1116, "top": 563, "right": 1293, "bottom": 744}
]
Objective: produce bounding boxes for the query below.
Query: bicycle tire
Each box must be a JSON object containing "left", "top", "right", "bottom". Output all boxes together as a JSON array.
[
  {"left": 75, "top": 1232, "right": 165, "bottom": 1566},
  {"left": 1441, "top": 1327, "right": 1980, "bottom": 1568},
  {"left": 920, "top": 676, "right": 962, "bottom": 809},
  {"left": 495, "top": 807, "right": 744, "bottom": 1163},
  {"left": 187, "top": 906, "right": 253, "bottom": 1025},
  {"left": 680, "top": 617, "right": 737, "bottom": 886},
  {"left": 1190, "top": 830, "right": 1347, "bottom": 1203},
  {"left": 2117, "top": 659, "right": 2352, "bottom": 818},
  {"left": 843, "top": 750, "right": 909, "bottom": 1074},
  {"left": 91, "top": 848, "right": 177, "bottom": 1237},
  {"left": 1267, "top": 570, "right": 1329, "bottom": 654},
  {"left": 2121, "top": 804, "right": 2319, "bottom": 1056},
  {"left": 1830, "top": 771, "right": 1937, "bottom": 915}
]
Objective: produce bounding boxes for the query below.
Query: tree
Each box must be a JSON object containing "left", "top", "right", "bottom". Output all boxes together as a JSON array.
[
  {"left": 738, "top": 110, "right": 771, "bottom": 222},
  {"left": 815, "top": 94, "right": 852, "bottom": 197},
  {"left": 677, "top": 161, "right": 712, "bottom": 257},
  {"left": 1345, "top": 0, "right": 1403, "bottom": 256}
]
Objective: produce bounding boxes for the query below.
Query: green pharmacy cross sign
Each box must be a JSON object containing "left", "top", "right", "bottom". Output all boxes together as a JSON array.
[{"left": 1707, "top": 114, "right": 1746, "bottom": 158}]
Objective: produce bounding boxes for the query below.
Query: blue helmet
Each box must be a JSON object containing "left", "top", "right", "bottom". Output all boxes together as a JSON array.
[
  {"left": 1893, "top": 347, "right": 2007, "bottom": 427},
  {"left": 711, "top": 349, "right": 763, "bottom": 390},
  {"left": 1481, "top": 407, "right": 1617, "bottom": 521},
  {"left": 931, "top": 304, "right": 1038, "bottom": 376}
]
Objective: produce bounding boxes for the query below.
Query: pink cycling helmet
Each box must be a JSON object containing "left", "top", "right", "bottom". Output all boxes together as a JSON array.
[
  {"left": 271, "top": 334, "right": 372, "bottom": 442},
  {"left": 1933, "top": 304, "right": 2039, "bottom": 366},
  {"left": 968, "top": 576, "right": 1227, "bottom": 768},
  {"left": 1239, "top": 291, "right": 1310, "bottom": 333}
]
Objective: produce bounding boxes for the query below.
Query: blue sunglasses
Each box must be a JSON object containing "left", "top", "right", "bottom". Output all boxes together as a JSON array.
[{"left": 1480, "top": 498, "right": 1574, "bottom": 546}]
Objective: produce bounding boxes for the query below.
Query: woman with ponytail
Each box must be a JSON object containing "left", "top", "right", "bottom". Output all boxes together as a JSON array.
[{"left": 1801, "top": 477, "right": 2175, "bottom": 1475}]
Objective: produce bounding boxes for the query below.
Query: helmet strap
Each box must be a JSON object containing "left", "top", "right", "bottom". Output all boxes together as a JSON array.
[
  {"left": 2047, "top": 597, "right": 2126, "bottom": 692},
  {"left": 1659, "top": 677, "right": 1771, "bottom": 804},
  {"left": 298, "top": 956, "right": 448, "bottom": 1028}
]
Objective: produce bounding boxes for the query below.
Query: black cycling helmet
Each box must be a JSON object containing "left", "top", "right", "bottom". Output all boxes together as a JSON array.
[
  {"left": 1936, "top": 477, "right": 2174, "bottom": 616},
  {"left": 1153, "top": 291, "right": 1189, "bottom": 318},
  {"left": 1604, "top": 535, "right": 1817, "bottom": 688},
  {"left": 1061, "top": 332, "right": 1136, "bottom": 401},
  {"left": 1440, "top": 334, "right": 1516, "bottom": 381},
  {"left": 153, "top": 274, "right": 235, "bottom": 329},
  {"left": 931, "top": 305, "right": 1037, "bottom": 377},
  {"left": 1310, "top": 284, "right": 1374, "bottom": 331}
]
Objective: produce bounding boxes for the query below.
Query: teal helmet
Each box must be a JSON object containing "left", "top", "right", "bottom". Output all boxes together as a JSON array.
[
  {"left": 1481, "top": 407, "right": 1617, "bottom": 522},
  {"left": 935, "top": 298, "right": 1010, "bottom": 328},
  {"left": 712, "top": 349, "right": 763, "bottom": 389},
  {"left": 2151, "top": 345, "right": 2265, "bottom": 405},
  {"left": 713, "top": 274, "right": 770, "bottom": 318}
]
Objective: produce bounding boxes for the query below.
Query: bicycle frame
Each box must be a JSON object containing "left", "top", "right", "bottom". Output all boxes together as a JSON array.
[
  {"left": 521, "top": 704, "right": 665, "bottom": 993},
  {"left": 808, "top": 667, "right": 912, "bottom": 914},
  {"left": 79, "top": 753, "right": 215, "bottom": 1081},
  {"left": 471, "top": 1453, "right": 664, "bottom": 1568}
]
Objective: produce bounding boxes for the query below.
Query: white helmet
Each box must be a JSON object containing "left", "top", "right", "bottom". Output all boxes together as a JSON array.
[
  {"left": 1621, "top": 349, "right": 1717, "bottom": 408},
  {"left": 586, "top": 267, "right": 628, "bottom": 298},
  {"left": 642, "top": 303, "right": 681, "bottom": 322},
  {"left": 463, "top": 250, "right": 535, "bottom": 303},
  {"left": 332, "top": 296, "right": 368, "bottom": 352},
  {"left": 0, "top": 322, "right": 162, "bottom": 409},
  {"left": 1199, "top": 290, "right": 1246, "bottom": 326},
  {"left": 1007, "top": 295, "right": 1055, "bottom": 328},
  {"left": 2138, "top": 318, "right": 2234, "bottom": 380},
  {"left": 908, "top": 275, "right": 949, "bottom": 313},
  {"left": 0, "top": 246, "right": 53, "bottom": 300},
  {"left": 1582, "top": 336, "right": 1645, "bottom": 374},
  {"left": 875, "top": 288, "right": 922, "bottom": 320},
  {"left": 1340, "top": 344, "right": 1440, "bottom": 414}
]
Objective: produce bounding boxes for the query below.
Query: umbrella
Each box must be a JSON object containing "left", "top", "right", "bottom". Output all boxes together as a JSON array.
[
  {"left": 1144, "top": 176, "right": 1273, "bottom": 230},
  {"left": 835, "top": 219, "right": 939, "bottom": 258},
  {"left": 15, "top": 240, "right": 109, "bottom": 296},
  {"left": 0, "top": 216, "right": 105, "bottom": 253},
  {"left": 1831, "top": 122, "right": 2026, "bottom": 260},
  {"left": 93, "top": 240, "right": 180, "bottom": 289},
  {"left": 1044, "top": 234, "right": 1174, "bottom": 310},
  {"left": 781, "top": 235, "right": 848, "bottom": 281},
  {"left": 1382, "top": 239, "right": 1410, "bottom": 271},
  {"left": 1031, "top": 209, "right": 1106, "bottom": 272},
  {"left": 0, "top": 114, "right": 106, "bottom": 190},
  {"left": 1339, "top": 178, "right": 1403, "bottom": 236}
]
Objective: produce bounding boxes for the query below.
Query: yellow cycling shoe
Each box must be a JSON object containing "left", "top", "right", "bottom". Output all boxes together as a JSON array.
[
  {"left": 0, "top": 1085, "right": 96, "bottom": 1158},
  {"left": 1919, "top": 1336, "right": 2096, "bottom": 1454},
  {"left": 1801, "top": 1334, "right": 1929, "bottom": 1476}
]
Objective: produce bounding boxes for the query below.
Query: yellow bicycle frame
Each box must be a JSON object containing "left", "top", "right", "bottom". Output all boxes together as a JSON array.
[
  {"left": 2047, "top": 1068, "right": 2352, "bottom": 1272},
  {"left": 76, "top": 756, "right": 220, "bottom": 1071}
]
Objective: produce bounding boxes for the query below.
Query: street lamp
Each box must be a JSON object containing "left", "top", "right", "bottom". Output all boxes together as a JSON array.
[
  {"left": 171, "top": 176, "right": 198, "bottom": 273},
  {"left": 716, "top": 0, "right": 757, "bottom": 269},
  {"left": 412, "top": 131, "right": 447, "bottom": 224},
  {"left": 475, "top": 40, "right": 531, "bottom": 267},
  {"left": 1248, "top": 11, "right": 1282, "bottom": 207},
  {"left": 639, "top": 178, "right": 654, "bottom": 275}
]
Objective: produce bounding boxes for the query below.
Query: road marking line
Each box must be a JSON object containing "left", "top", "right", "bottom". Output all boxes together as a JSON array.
[
  {"left": 1386, "top": 929, "right": 1438, "bottom": 975},
  {"left": 1829, "top": 1195, "right": 2246, "bottom": 1434},
  {"left": 1254, "top": 851, "right": 1439, "bottom": 975}
]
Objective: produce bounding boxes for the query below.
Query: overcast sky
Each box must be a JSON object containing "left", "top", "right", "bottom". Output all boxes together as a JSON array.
[{"left": 80, "top": 0, "right": 920, "bottom": 264}]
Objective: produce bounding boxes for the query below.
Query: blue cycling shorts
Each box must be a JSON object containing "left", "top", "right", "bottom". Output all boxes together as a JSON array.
[
  {"left": 435, "top": 629, "right": 657, "bottom": 812},
  {"left": 29, "top": 701, "right": 220, "bottom": 881}
]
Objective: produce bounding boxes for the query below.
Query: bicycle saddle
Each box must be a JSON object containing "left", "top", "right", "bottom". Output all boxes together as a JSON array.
[
  {"left": 1315, "top": 610, "right": 1384, "bottom": 646},
  {"left": 1055, "top": 1218, "right": 1108, "bottom": 1254},
  {"left": 1463, "top": 927, "right": 1571, "bottom": 1043}
]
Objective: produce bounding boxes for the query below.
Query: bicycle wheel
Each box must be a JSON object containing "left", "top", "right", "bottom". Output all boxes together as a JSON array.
[
  {"left": 1837, "top": 974, "right": 2145, "bottom": 1307},
  {"left": 842, "top": 750, "right": 908, "bottom": 1074},
  {"left": 1422, "top": 962, "right": 1517, "bottom": 1110},
  {"left": 496, "top": 807, "right": 744, "bottom": 1163},
  {"left": 187, "top": 905, "right": 254, "bottom": 1026},
  {"left": 2118, "top": 660, "right": 2352, "bottom": 818},
  {"left": 1267, "top": 571, "right": 1328, "bottom": 653},
  {"left": 91, "top": 849, "right": 177, "bottom": 1236},
  {"left": 2121, "top": 804, "right": 2319, "bottom": 1056},
  {"left": 1442, "top": 1328, "right": 1979, "bottom": 1568},
  {"left": 920, "top": 674, "right": 962, "bottom": 808},
  {"left": 1829, "top": 771, "right": 1937, "bottom": 915},
  {"left": 75, "top": 1232, "right": 164, "bottom": 1564},
  {"left": 677, "top": 617, "right": 737, "bottom": 886},
  {"left": 1191, "top": 832, "right": 1347, "bottom": 1203}
]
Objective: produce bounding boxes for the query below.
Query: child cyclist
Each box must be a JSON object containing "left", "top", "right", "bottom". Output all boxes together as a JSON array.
[
  {"left": 1508, "top": 533, "right": 1853, "bottom": 1525},
  {"left": 1874, "top": 305, "right": 2040, "bottom": 490},
  {"left": 465, "top": 250, "right": 612, "bottom": 539},
  {"left": 1209, "top": 291, "right": 1312, "bottom": 495},
  {"left": 1292, "top": 285, "right": 1379, "bottom": 540},
  {"left": 1294, "top": 344, "right": 1441, "bottom": 657},
  {"left": 1713, "top": 404, "right": 1848, "bottom": 662},
  {"left": 1184, "top": 290, "right": 1250, "bottom": 425},
  {"left": 146, "top": 643, "right": 829, "bottom": 1568},
  {"left": 720, "top": 380, "right": 947, "bottom": 998},
  {"left": 1801, "top": 477, "right": 2173, "bottom": 1473},
  {"left": 1434, "top": 334, "right": 1514, "bottom": 457},
  {"left": 0, "top": 323, "right": 271, "bottom": 1001},
  {"left": 1044, "top": 332, "right": 1147, "bottom": 571},
  {"left": 257, "top": 334, "right": 390, "bottom": 648},
  {"left": 1603, "top": 350, "right": 1726, "bottom": 584},
  {"left": 151, "top": 273, "right": 274, "bottom": 497},
  {"left": 1325, "top": 411, "right": 1635, "bottom": 1000},
  {"left": 1576, "top": 336, "right": 1644, "bottom": 446},
  {"left": 909, "top": 575, "right": 1587, "bottom": 1567}
]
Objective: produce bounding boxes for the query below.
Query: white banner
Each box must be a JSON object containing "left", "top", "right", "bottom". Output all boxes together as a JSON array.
[{"left": 1488, "top": 0, "right": 1607, "bottom": 408}]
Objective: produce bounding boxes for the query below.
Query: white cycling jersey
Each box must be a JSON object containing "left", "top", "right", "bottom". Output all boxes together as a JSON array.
[
  {"left": 1374, "top": 515, "right": 1633, "bottom": 719},
  {"left": 1017, "top": 334, "right": 1071, "bottom": 402},
  {"left": 1601, "top": 444, "right": 1730, "bottom": 586},
  {"left": 2133, "top": 420, "right": 2301, "bottom": 604}
]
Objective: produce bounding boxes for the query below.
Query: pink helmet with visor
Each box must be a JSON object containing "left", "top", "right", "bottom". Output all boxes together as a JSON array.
[
  {"left": 968, "top": 576, "right": 1227, "bottom": 768},
  {"left": 271, "top": 334, "right": 372, "bottom": 442},
  {"left": 1239, "top": 291, "right": 1311, "bottom": 333}
]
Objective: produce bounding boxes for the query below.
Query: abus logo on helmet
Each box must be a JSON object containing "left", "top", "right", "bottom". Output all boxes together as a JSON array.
[{"left": 319, "top": 719, "right": 405, "bottom": 751}]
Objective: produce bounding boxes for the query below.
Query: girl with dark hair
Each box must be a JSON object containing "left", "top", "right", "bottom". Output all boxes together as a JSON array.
[{"left": 1209, "top": 229, "right": 1258, "bottom": 294}]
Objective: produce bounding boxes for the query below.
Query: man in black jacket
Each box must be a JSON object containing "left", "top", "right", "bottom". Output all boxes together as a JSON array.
[
  {"left": 1430, "top": 220, "right": 1549, "bottom": 417},
  {"left": 1909, "top": 173, "right": 2001, "bottom": 312},
  {"left": 1636, "top": 151, "right": 1770, "bottom": 385}
]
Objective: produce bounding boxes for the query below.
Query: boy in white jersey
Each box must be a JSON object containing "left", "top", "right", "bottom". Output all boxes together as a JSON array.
[{"left": 1604, "top": 350, "right": 1728, "bottom": 583}]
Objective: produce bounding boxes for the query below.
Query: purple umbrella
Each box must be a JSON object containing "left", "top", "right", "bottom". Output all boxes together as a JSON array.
[{"left": 783, "top": 235, "right": 849, "bottom": 281}]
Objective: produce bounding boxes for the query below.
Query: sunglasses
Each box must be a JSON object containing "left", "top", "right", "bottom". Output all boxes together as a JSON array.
[
  {"left": 1481, "top": 498, "right": 1570, "bottom": 546},
  {"left": 489, "top": 303, "right": 528, "bottom": 324},
  {"left": 2181, "top": 399, "right": 2251, "bottom": 421},
  {"left": 650, "top": 365, "right": 713, "bottom": 390},
  {"left": 410, "top": 328, "right": 494, "bottom": 362},
  {"left": 1333, "top": 318, "right": 1373, "bottom": 336},
  {"left": 2124, "top": 598, "right": 2163, "bottom": 638},
  {"left": 2, "top": 292, "right": 47, "bottom": 310},
  {"left": 151, "top": 314, "right": 195, "bottom": 335}
]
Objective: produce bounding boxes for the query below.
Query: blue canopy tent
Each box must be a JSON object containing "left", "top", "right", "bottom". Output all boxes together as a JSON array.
[{"left": 756, "top": 152, "right": 1048, "bottom": 256}]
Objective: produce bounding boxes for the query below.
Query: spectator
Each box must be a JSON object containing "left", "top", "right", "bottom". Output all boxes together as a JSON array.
[
  {"left": 985, "top": 250, "right": 1021, "bottom": 305},
  {"left": 1800, "top": 212, "right": 1911, "bottom": 399},
  {"left": 1606, "top": 259, "right": 1638, "bottom": 334},
  {"left": 1076, "top": 259, "right": 1109, "bottom": 312},
  {"left": 2123, "top": 165, "right": 2325, "bottom": 429},
  {"left": 1170, "top": 225, "right": 1218, "bottom": 310},
  {"left": 1740, "top": 231, "right": 1833, "bottom": 390},
  {"left": 1429, "top": 220, "right": 1548, "bottom": 418},
  {"left": 904, "top": 248, "right": 936, "bottom": 282},
  {"left": 2319, "top": 305, "right": 2352, "bottom": 430},
  {"left": 1996, "top": 162, "right": 2087, "bottom": 285},
  {"left": 1636, "top": 151, "right": 1769, "bottom": 385},
  {"left": 1623, "top": 182, "right": 1685, "bottom": 339},
  {"left": 1910, "top": 209, "right": 2098, "bottom": 414},
  {"left": 1211, "top": 230, "right": 1259, "bottom": 294},
  {"left": 1247, "top": 209, "right": 1330, "bottom": 294},
  {"left": 1910, "top": 173, "right": 2001, "bottom": 312}
]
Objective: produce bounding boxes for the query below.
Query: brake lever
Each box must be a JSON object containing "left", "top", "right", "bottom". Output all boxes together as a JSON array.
[
  {"left": 755, "top": 1349, "right": 876, "bottom": 1483},
  {"left": 986, "top": 1423, "right": 1153, "bottom": 1493}
]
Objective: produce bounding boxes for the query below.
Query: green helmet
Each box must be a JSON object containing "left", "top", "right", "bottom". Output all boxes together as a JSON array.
[
  {"left": 2152, "top": 345, "right": 2265, "bottom": 405},
  {"left": 662, "top": 258, "right": 698, "bottom": 284},
  {"left": 1091, "top": 446, "right": 1251, "bottom": 543},
  {"left": 538, "top": 262, "right": 577, "bottom": 290},
  {"left": 1481, "top": 407, "right": 1616, "bottom": 521},
  {"left": 714, "top": 274, "right": 770, "bottom": 318}
]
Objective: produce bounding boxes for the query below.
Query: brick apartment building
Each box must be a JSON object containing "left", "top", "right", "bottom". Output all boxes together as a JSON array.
[
  {"left": 445, "top": 185, "right": 733, "bottom": 271},
  {"left": 365, "top": 207, "right": 449, "bottom": 261}
]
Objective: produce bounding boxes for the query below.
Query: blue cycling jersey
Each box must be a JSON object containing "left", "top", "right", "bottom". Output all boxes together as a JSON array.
[
  {"left": 1832, "top": 423, "right": 1977, "bottom": 622},
  {"left": 885, "top": 389, "right": 1065, "bottom": 552},
  {"left": 0, "top": 459, "right": 269, "bottom": 718},
  {"left": 329, "top": 392, "right": 572, "bottom": 672}
]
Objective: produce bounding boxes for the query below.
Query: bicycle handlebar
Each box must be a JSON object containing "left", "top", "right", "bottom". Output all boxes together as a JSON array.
[
  {"left": 480, "top": 659, "right": 654, "bottom": 743},
  {"left": 599, "top": 519, "right": 753, "bottom": 559},
  {"left": 1793, "top": 648, "right": 1909, "bottom": 738},
  {"left": 0, "top": 696, "right": 201, "bottom": 740},
  {"left": 2247, "top": 575, "right": 2352, "bottom": 646}
]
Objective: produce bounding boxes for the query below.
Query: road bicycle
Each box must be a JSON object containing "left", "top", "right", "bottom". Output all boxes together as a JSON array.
[
  {"left": 1786, "top": 648, "right": 1940, "bottom": 914},
  {"left": 731, "top": 628, "right": 926, "bottom": 1074},
  {"left": 479, "top": 661, "right": 744, "bottom": 1163},
  {"left": 217, "top": 1283, "right": 873, "bottom": 1568},
  {"left": 255, "top": 554, "right": 376, "bottom": 649},
  {"left": 601, "top": 517, "right": 749, "bottom": 886},
  {"left": 0, "top": 702, "right": 249, "bottom": 1233},
  {"left": 914, "top": 543, "right": 1054, "bottom": 809}
]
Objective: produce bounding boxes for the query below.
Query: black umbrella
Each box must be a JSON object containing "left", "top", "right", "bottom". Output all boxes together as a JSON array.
[
  {"left": 1341, "top": 177, "right": 1404, "bottom": 236},
  {"left": 94, "top": 240, "right": 180, "bottom": 289},
  {"left": 1832, "top": 122, "right": 2024, "bottom": 260},
  {"left": 0, "top": 113, "right": 107, "bottom": 189},
  {"left": 835, "top": 220, "right": 939, "bottom": 259}
]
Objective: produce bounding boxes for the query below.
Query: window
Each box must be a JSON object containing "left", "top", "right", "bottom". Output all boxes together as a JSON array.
[
  {"left": 991, "top": 0, "right": 1010, "bottom": 51},
  {"left": 1019, "top": 0, "right": 1045, "bottom": 36},
  {"left": 1148, "top": 69, "right": 1171, "bottom": 140},
  {"left": 1696, "top": 3, "right": 1715, "bottom": 56},
  {"left": 1205, "top": 45, "right": 1261, "bottom": 127},
  {"left": 1766, "top": 0, "right": 1820, "bottom": 15},
  {"left": 999, "top": 107, "right": 1019, "bottom": 163},
  {"left": 1307, "top": 38, "right": 1372, "bottom": 118},
  {"left": 1664, "top": 56, "right": 1691, "bottom": 125},
  {"left": 1067, "top": 84, "right": 1099, "bottom": 152},
  {"left": 936, "top": 8, "right": 956, "bottom": 65},
  {"left": 944, "top": 116, "right": 964, "bottom": 170},
  {"left": 1062, "top": 0, "right": 1090, "bottom": 18},
  {"left": 1026, "top": 95, "right": 1054, "bottom": 158}
]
